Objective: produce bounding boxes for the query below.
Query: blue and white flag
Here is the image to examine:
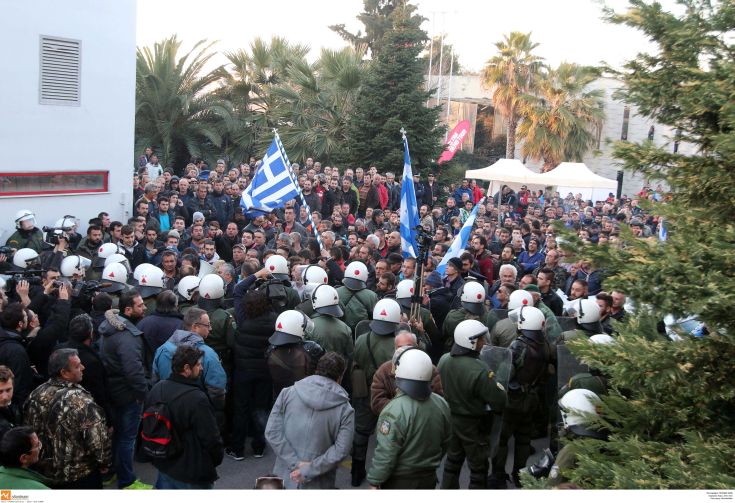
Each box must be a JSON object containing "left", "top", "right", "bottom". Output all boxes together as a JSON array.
[
  {"left": 240, "top": 138, "right": 299, "bottom": 214},
  {"left": 399, "top": 133, "right": 419, "bottom": 258},
  {"left": 437, "top": 197, "right": 486, "bottom": 276},
  {"left": 658, "top": 217, "right": 667, "bottom": 241}
]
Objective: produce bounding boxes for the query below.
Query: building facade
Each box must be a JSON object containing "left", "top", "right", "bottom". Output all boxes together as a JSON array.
[{"left": 0, "top": 0, "right": 136, "bottom": 243}]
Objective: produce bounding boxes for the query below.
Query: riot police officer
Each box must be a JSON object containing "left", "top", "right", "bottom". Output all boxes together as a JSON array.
[
  {"left": 562, "top": 298, "right": 604, "bottom": 339},
  {"left": 443, "top": 280, "right": 499, "bottom": 350},
  {"left": 394, "top": 279, "right": 438, "bottom": 356},
  {"left": 351, "top": 298, "right": 401, "bottom": 486},
  {"left": 366, "top": 348, "right": 451, "bottom": 489},
  {"left": 337, "top": 261, "right": 378, "bottom": 335},
  {"left": 308, "top": 284, "right": 353, "bottom": 365},
  {"left": 176, "top": 275, "right": 200, "bottom": 315},
  {"left": 197, "top": 274, "right": 236, "bottom": 375},
  {"left": 491, "top": 305, "right": 554, "bottom": 488},
  {"left": 438, "top": 319, "right": 507, "bottom": 489},
  {"left": 5, "top": 210, "right": 45, "bottom": 253},
  {"left": 266, "top": 309, "right": 323, "bottom": 396}
]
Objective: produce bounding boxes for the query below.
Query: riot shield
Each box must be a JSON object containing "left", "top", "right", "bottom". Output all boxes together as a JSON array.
[
  {"left": 556, "top": 342, "right": 589, "bottom": 393},
  {"left": 480, "top": 345, "right": 513, "bottom": 460},
  {"left": 354, "top": 319, "right": 372, "bottom": 340},
  {"left": 556, "top": 316, "right": 578, "bottom": 332},
  {"left": 492, "top": 308, "right": 509, "bottom": 320}
]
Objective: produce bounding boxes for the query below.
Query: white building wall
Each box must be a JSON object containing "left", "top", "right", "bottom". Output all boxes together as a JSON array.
[{"left": 0, "top": 0, "right": 136, "bottom": 242}]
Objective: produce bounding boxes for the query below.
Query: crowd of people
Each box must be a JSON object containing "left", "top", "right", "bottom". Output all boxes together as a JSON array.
[{"left": 0, "top": 148, "right": 663, "bottom": 490}]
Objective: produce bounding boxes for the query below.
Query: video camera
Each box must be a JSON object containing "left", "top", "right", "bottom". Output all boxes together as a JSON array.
[
  {"left": 4, "top": 269, "right": 46, "bottom": 291},
  {"left": 0, "top": 246, "right": 13, "bottom": 256},
  {"left": 251, "top": 277, "right": 289, "bottom": 312},
  {"left": 42, "top": 215, "right": 77, "bottom": 246}
]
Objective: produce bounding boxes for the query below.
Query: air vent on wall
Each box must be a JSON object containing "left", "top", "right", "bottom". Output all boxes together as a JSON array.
[{"left": 39, "top": 36, "right": 81, "bottom": 106}]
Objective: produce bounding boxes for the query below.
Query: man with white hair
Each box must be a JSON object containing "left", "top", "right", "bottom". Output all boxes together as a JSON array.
[{"left": 490, "top": 264, "right": 518, "bottom": 308}]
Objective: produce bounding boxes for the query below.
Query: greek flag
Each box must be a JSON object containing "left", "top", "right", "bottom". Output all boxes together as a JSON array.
[
  {"left": 658, "top": 217, "right": 667, "bottom": 241},
  {"left": 400, "top": 133, "right": 419, "bottom": 258},
  {"left": 437, "top": 197, "right": 486, "bottom": 276},
  {"left": 240, "top": 138, "right": 298, "bottom": 214}
]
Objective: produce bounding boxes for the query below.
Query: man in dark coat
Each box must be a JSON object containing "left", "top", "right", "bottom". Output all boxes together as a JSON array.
[{"left": 147, "top": 345, "right": 224, "bottom": 489}]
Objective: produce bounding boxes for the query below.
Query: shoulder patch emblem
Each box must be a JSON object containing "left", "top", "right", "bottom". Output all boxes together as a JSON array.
[
  {"left": 379, "top": 419, "right": 391, "bottom": 435},
  {"left": 487, "top": 370, "right": 495, "bottom": 380}
]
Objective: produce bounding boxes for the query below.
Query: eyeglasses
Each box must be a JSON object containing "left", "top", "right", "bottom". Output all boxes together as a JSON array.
[{"left": 195, "top": 322, "right": 212, "bottom": 329}]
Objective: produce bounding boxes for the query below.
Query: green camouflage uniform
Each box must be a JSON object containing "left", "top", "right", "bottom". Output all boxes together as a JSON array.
[
  {"left": 366, "top": 390, "right": 452, "bottom": 489},
  {"left": 23, "top": 378, "right": 111, "bottom": 486}
]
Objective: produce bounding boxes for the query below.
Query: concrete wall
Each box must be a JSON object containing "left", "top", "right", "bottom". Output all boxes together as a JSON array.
[{"left": 0, "top": 0, "right": 136, "bottom": 243}]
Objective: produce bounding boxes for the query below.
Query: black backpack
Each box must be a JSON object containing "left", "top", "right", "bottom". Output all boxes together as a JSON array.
[{"left": 140, "top": 383, "right": 197, "bottom": 459}]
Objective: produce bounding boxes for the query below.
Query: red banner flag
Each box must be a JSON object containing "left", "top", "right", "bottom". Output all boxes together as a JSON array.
[{"left": 438, "top": 120, "right": 471, "bottom": 164}]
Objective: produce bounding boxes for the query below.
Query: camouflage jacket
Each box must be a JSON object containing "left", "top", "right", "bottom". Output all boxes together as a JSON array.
[{"left": 23, "top": 378, "right": 112, "bottom": 484}]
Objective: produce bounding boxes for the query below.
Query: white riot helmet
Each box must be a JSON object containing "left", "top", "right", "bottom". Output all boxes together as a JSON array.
[
  {"left": 98, "top": 243, "right": 123, "bottom": 259},
  {"left": 198, "top": 274, "right": 225, "bottom": 300},
  {"left": 265, "top": 255, "right": 289, "bottom": 281},
  {"left": 515, "top": 305, "right": 546, "bottom": 332},
  {"left": 342, "top": 261, "right": 368, "bottom": 291},
  {"left": 177, "top": 275, "right": 200, "bottom": 301},
  {"left": 559, "top": 388, "right": 604, "bottom": 439},
  {"left": 369, "top": 298, "right": 402, "bottom": 336},
  {"left": 14, "top": 210, "right": 36, "bottom": 229},
  {"left": 394, "top": 347, "right": 433, "bottom": 400},
  {"left": 453, "top": 319, "right": 488, "bottom": 351},
  {"left": 105, "top": 253, "right": 132, "bottom": 274},
  {"left": 269, "top": 310, "right": 314, "bottom": 346},
  {"left": 460, "top": 280, "right": 486, "bottom": 315},
  {"left": 311, "top": 284, "right": 343, "bottom": 318},
  {"left": 508, "top": 289, "right": 534, "bottom": 310},
  {"left": 302, "top": 265, "right": 328, "bottom": 286},
  {"left": 60, "top": 255, "right": 92, "bottom": 278},
  {"left": 136, "top": 265, "right": 165, "bottom": 299},
  {"left": 571, "top": 298, "right": 601, "bottom": 324},
  {"left": 54, "top": 216, "right": 78, "bottom": 231},
  {"left": 590, "top": 333, "right": 615, "bottom": 345},
  {"left": 12, "top": 249, "right": 39, "bottom": 269},
  {"left": 101, "top": 262, "right": 130, "bottom": 293},
  {"left": 395, "top": 279, "right": 416, "bottom": 310}
]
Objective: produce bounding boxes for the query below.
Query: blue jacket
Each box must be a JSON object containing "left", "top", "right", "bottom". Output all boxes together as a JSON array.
[
  {"left": 517, "top": 250, "right": 545, "bottom": 275},
  {"left": 453, "top": 186, "right": 473, "bottom": 204},
  {"left": 152, "top": 329, "right": 227, "bottom": 391}
]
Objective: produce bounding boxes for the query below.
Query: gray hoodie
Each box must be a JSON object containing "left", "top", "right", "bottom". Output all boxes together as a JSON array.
[{"left": 265, "top": 375, "right": 355, "bottom": 489}]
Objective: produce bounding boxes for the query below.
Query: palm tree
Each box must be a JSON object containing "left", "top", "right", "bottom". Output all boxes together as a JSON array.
[
  {"left": 271, "top": 47, "right": 366, "bottom": 162},
  {"left": 481, "top": 32, "right": 544, "bottom": 159},
  {"left": 222, "top": 37, "right": 311, "bottom": 159},
  {"left": 135, "top": 36, "right": 230, "bottom": 170},
  {"left": 516, "top": 62, "right": 606, "bottom": 171}
]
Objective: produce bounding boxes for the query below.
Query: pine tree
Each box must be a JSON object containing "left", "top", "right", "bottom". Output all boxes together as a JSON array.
[
  {"left": 343, "top": 4, "right": 444, "bottom": 173},
  {"left": 534, "top": 0, "right": 735, "bottom": 489}
]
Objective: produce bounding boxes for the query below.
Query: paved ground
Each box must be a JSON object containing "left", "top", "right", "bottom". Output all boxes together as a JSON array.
[{"left": 127, "top": 435, "right": 548, "bottom": 489}]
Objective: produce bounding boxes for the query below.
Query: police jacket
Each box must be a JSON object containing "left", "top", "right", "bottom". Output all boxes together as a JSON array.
[
  {"left": 366, "top": 391, "right": 451, "bottom": 486},
  {"left": 437, "top": 349, "right": 506, "bottom": 417}
]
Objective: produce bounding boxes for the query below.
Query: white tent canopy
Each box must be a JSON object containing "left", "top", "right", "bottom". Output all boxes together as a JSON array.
[
  {"left": 536, "top": 162, "right": 617, "bottom": 189},
  {"left": 464, "top": 159, "right": 546, "bottom": 187}
]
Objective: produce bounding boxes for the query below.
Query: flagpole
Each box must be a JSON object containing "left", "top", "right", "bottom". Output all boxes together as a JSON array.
[{"left": 272, "top": 129, "right": 323, "bottom": 250}]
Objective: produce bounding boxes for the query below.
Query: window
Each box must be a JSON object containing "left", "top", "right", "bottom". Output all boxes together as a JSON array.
[
  {"left": 0, "top": 171, "right": 108, "bottom": 197},
  {"left": 39, "top": 36, "right": 81, "bottom": 106},
  {"left": 621, "top": 106, "right": 630, "bottom": 140}
]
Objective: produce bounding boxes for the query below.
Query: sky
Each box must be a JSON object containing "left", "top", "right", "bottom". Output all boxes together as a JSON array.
[{"left": 136, "top": 0, "right": 672, "bottom": 73}]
